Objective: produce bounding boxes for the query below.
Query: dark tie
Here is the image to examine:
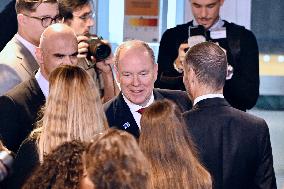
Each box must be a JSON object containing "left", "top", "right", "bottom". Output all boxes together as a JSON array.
[{"left": 137, "top": 108, "right": 145, "bottom": 114}]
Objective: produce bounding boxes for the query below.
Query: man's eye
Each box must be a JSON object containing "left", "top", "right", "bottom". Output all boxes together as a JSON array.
[
  {"left": 140, "top": 72, "right": 148, "bottom": 76},
  {"left": 207, "top": 4, "right": 216, "bottom": 8},
  {"left": 55, "top": 55, "right": 64, "bottom": 58},
  {"left": 193, "top": 4, "right": 201, "bottom": 8}
]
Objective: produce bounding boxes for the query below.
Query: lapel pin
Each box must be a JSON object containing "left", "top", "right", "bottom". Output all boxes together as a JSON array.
[{"left": 122, "top": 122, "right": 130, "bottom": 129}]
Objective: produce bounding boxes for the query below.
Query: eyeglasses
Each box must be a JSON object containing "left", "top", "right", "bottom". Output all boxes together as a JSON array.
[
  {"left": 73, "top": 12, "right": 95, "bottom": 21},
  {"left": 22, "top": 13, "right": 63, "bottom": 28}
]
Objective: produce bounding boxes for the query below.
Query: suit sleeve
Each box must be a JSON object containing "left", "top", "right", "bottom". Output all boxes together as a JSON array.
[
  {"left": 2, "top": 138, "right": 39, "bottom": 189},
  {"left": 0, "top": 64, "right": 22, "bottom": 96},
  {"left": 155, "top": 28, "right": 185, "bottom": 90},
  {"left": 224, "top": 29, "right": 259, "bottom": 110},
  {"left": 253, "top": 121, "right": 277, "bottom": 189},
  {"left": 0, "top": 95, "right": 22, "bottom": 153}
]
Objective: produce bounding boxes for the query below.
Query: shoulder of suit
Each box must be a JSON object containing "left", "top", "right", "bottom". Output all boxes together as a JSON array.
[
  {"left": 164, "top": 21, "right": 191, "bottom": 34},
  {"left": 103, "top": 93, "right": 121, "bottom": 110},
  {"left": 0, "top": 38, "right": 24, "bottom": 66},
  {"left": 155, "top": 88, "right": 187, "bottom": 95},
  {"left": 154, "top": 88, "right": 189, "bottom": 101},
  {"left": 4, "top": 77, "right": 36, "bottom": 98},
  {"left": 224, "top": 20, "right": 255, "bottom": 35}
]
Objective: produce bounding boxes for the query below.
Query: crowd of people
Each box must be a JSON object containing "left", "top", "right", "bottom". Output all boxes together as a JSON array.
[{"left": 0, "top": 0, "right": 277, "bottom": 188}]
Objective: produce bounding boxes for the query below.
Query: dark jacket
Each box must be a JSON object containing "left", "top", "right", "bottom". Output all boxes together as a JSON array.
[
  {"left": 183, "top": 98, "right": 276, "bottom": 189},
  {"left": 156, "top": 20, "right": 259, "bottom": 111},
  {"left": 0, "top": 77, "right": 45, "bottom": 153},
  {"left": 104, "top": 88, "right": 192, "bottom": 138}
]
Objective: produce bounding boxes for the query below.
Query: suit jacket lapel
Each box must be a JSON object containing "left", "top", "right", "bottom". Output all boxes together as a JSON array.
[
  {"left": 114, "top": 93, "right": 140, "bottom": 137},
  {"left": 13, "top": 37, "right": 38, "bottom": 76},
  {"left": 27, "top": 77, "right": 46, "bottom": 114}
]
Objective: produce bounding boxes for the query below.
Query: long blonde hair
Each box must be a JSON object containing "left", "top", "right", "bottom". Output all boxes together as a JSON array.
[
  {"left": 140, "top": 99, "right": 212, "bottom": 189},
  {"left": 36, "top": 65, "right": 108, "bottom": 161}
]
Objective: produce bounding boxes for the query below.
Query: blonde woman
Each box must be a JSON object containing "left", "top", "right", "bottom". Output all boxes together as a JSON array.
[
  {"left": 10, "top": 65, "right": 108, "bottom": 188},
  {"left": 139, "top": 99, "right": 212, "bottom": 189}
]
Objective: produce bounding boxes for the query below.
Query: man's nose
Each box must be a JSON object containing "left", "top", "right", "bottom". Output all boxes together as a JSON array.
[
  {"left": 87, "top": 17, "right": 95, "bottom": 27},
  {"left": 132, "top": 75, "right": 140, "bottom": 86},
  {"left": 200, "top": 7, "right": 208, "bottom": 18},
  {"left": 63, "top": 56, "right": 73, "bottom": 65}
]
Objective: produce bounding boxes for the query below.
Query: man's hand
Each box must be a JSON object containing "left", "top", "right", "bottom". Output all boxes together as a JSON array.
[
  {"left": 174, "top": 43, "right": 189, "bottom": 73},
  {"left": 95, "top": 54, "right": 114, "bottom": 74},
  {"left": 0, "top": 160, "right": 8, "bottom": 181},
  {"left": 77, "top": 35, "right": 89, "bottom": 59}
]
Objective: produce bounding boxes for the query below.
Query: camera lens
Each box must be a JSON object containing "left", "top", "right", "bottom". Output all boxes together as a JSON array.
[
  {"left": 87, "top": 36, "right": 111, "bottom": 62},
  {"left": 94, "top": 43, "right": 111, "bottom": 62}
]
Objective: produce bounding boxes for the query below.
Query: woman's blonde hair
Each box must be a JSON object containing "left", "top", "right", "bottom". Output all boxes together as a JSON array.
[
  {"left": 140, "top": 99, "right": 212, "bottom": 189},
  {"left": 35, "top": 65, "right": 108, "bottom": 161}
]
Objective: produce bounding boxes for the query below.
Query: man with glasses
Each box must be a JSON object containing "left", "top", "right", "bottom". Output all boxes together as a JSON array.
[
  {"left": 0, "top": 0, "right": 61, "bottom": 95},
  {"left": 59, "top": 0, "right": 118, "bottom": 103}
]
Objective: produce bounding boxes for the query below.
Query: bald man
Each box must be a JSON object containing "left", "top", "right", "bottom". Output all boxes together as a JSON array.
[{"left": 0, "top": 23, "right": 78, "bottom": 153}]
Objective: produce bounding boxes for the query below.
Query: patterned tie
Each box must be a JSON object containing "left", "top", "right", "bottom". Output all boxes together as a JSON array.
[{"left": 137, "top": 108, "right": 145, "bottom": 114}]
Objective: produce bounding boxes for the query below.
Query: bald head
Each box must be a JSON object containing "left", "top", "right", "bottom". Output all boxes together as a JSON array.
[
  {"left": 114, "top": 40, "right": 155, "bottom": 67},
  {"left": 39, "top": 23, "right": 76, "bottom": 48},
  {"left": 36, "top": 23, "right": 78, "bottom": 80}
]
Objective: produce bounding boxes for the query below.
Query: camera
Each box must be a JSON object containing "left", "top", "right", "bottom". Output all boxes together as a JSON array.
[
  {"left": 87, "top": 35, "right": 112, "bottom": 62},
  {"left": 189, "top": 25, "right": 207, "bottom": 38}
]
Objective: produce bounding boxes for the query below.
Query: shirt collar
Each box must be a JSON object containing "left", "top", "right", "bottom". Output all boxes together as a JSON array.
[
  {"left": 193, "top": 93, "right": 224, "bottom": 106},
  {"left": 35, "top": 69, "right": 49, "bottom": 99},
  {"left": 123, "top": 92, "right": 155, "bottom": 113},
  {"left": 15, "top": 33, "right": 37, "bottom": 60},
  {"left": 193, "top": 17, "right": 224, "bottom": 31}
]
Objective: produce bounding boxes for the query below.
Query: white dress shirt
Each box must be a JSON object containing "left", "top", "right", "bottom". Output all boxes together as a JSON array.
[
  {"left": 123, "top": 93, "right": 154, "bottom": 130},
  {"left": 193, "top": 93, "right": 224, "bottom": 106},
  {"left": 35, "top": 69, "right": 49, "bottom": 99}
]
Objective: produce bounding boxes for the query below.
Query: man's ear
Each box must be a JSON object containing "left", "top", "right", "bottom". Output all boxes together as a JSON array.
[
  {"left": 114, "top": 65, "right": 120, "bottom": 83},
  {"left": 220, "top": 0, "right": 225, "bottom": 6},
  {"left": 17, "top": 14, "right": 26, "bottom": 27},
  {"left": 35, "top": 47, "right": 44, "bottom": 66},
  {"left": 153, "top": 63, "right": 158, "bottom": 81}
]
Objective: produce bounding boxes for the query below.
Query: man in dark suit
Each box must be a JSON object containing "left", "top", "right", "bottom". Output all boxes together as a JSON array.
[
  {"left": 0, "top": 0, "right": 61, "bottom": 95},
  {"left": 0, "top": 23, "right": 78, "bottom": 153},
  {"left": 156, "top": 0, "right": 259, "bottom": 111},
  {"left": 182, "top": 42, "right": 276, "bottom": 189},
  {"left": 104, "top": 40, "right": 191, "bottom": 138}
]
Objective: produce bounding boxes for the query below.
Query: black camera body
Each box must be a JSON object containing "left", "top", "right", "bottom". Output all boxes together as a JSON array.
[
  {"left": 87, "top": 35, "right": 111, "bottom": 62},
  {"left": 189, "top": 25, "right": 208, "bottom": 39}
]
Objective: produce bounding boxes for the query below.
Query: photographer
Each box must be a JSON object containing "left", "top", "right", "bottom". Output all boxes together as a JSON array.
[
  {"left": 58, "top": 0, "right": 119, "bottom": 103},
  {"left": 156, "top": 0, "right": 259, "bottom": 111}
]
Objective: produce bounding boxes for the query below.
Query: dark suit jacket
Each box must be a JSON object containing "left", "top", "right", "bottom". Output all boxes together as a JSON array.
[
  {"left": 183, "top": 98, "right": 276, "bottom": 189},
  {"left": 156, "top": 20, "right": 259, "bottom": 111},
  {"left": 104, "top": 88, "right": 192, "bottom": 138},
  {"left": 0, "top": 36, "right": 39, "bottom": 95},
  {"left": 1, "top": 136, "right": 39, "bottom": 189},
  {"left": 0, "top": 77, "right": 45, "bottom": 153}
]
